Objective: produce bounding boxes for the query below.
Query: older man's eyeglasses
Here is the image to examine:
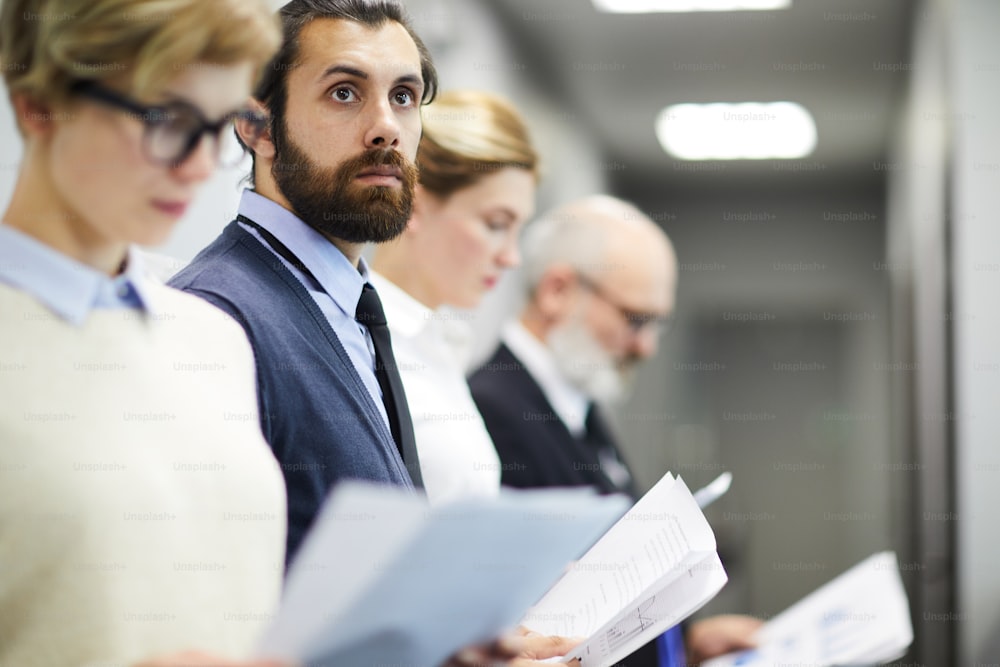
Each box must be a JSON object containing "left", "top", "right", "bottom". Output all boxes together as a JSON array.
[
  {"left": 71, "top": 80, "right": 267, "bottom": 167},
  {"left": 575, "top": 272, "right": 674, "bottom": 336}
]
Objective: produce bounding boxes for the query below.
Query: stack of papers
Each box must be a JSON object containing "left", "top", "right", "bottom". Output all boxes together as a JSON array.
[
  {"left": 703, "top": 551, "right": 914, "bottom": 667},
  {"left": 256, "top": 482, "right": 630, "bottom": 667},
  {"left": 523, "top": 472, "right": 729, "bottom": 667}
]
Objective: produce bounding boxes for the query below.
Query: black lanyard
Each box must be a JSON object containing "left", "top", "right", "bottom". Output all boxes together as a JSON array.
[{"left": 237, "top": 214, "right": 315, "bottom": 280}]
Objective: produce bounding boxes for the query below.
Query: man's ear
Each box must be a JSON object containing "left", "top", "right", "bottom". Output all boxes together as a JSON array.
[
  {"left": 235, "top": 98, "right": 275, "bottom": 160},
  {"left": 11, "top": 93, "right": 55, "bottom": 138},
  {"left": 533, "top": 263, "right": 577, "bottom": 320}
]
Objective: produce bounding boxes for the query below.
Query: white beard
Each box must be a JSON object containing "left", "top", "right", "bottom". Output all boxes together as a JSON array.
[{"left": 546, "top": 316, "right": 636, "bottom": 404}]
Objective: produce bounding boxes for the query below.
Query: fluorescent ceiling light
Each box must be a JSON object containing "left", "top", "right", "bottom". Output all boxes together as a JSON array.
[
  {"left": 593, "top": 0, "right": 790, "bottom": 13},
  {"left": 655, "top": 101, "right": 817, "bottom": 160}
]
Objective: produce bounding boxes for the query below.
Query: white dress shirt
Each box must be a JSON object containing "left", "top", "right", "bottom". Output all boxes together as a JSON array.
[
  {"left": 370, "top": 272, "right": 501, "bottom": 504},
  {"left": 500, "top": 320, "right": 590, "bottom": 438}
]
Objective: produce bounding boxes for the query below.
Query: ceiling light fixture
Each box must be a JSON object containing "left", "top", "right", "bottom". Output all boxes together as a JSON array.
[
  {"left": 593, "top": 0, "right": 790, "bottom": 13},
  {"left": 655, "top": 101, "right": 817, "bottom": 160}
]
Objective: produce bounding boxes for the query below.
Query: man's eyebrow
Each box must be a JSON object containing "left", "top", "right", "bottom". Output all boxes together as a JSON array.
[
  {"left": 317, "top": 65, "right": 423, "bottom": 90},
  {"left": 395, "top": 73, "right": 423, "bottom": 89},
  {"left": 317, "top": 64, "right": 369, "bottom": 83}
]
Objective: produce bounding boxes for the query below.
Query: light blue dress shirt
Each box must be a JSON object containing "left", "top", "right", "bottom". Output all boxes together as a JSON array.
[
  {"left": 0, "top": 223, "right": 155, "bottom": 326},
  {"left": 234, "top": 189, "right": 389, "bottom": 428}
]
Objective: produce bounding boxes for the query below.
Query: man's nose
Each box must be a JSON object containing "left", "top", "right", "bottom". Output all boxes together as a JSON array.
[{"left": 364, "top": 99, "right": 401, "bottom": 149}]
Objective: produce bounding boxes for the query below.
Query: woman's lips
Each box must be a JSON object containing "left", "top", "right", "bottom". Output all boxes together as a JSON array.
[{"left": 152, "top": 200, "right": 189, "bottom": 218}]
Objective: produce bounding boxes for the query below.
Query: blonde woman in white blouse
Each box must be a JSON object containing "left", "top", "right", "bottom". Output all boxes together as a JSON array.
[{"left": 371, "top": 90, "right": 538, "bottom": 504}]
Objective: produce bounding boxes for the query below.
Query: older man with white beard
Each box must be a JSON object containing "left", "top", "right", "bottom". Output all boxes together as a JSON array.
[
  {"left": 469, "top": 195, "right": 763, "bottom": 667},
  {"left": 469, "top": 194, "right": 676, "bottom": 497}
]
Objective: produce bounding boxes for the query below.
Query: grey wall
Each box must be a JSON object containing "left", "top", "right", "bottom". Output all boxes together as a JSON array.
[
  {"left": 884, "top": 0, "right": 951, "bottom": 662},
  {"left": 610, "top": 181, "right": 896, "bottom": 621},
  {"left": 883, "top": 0, "right": 1000, "bottom": 662},
  {"left": 948, "top": 0, "right": 1000, "bottom": 663}
]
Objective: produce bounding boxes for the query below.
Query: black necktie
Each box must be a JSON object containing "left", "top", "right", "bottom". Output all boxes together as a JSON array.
[
  {"left": 356, "top": 283, "right": 423, "bottom": 488},
  {"left": 236, "top": 215, "right": 423, "bottom": 488},
  {"left": 584, "top": 403, "right": 636, "bottom": 498}
]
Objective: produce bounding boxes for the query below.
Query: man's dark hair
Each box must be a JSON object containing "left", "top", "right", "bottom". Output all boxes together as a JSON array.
[{"left": 244, "top": 0, "right": 438, "bottom": 181}]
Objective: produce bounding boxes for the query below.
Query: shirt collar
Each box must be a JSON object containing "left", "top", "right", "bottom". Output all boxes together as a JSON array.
[
  {"left": 501, "top": 320, "right": 590, "bottom": 437},
  {"left": 368, "top": 271, "right": 432, "bottom": 339},
  {"left": 0, "top": 223, "right": 157, "bottom": 326},
  {"left": 121, "top": 249, "right": 158, "bottom": 311},
  {"left": 237, "top": 189, "right": 366, "bottom": 316}
]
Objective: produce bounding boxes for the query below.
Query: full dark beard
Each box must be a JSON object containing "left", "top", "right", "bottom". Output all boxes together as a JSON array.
[{"left": 271, "top": 126, "right": 417, "bottom": 244}]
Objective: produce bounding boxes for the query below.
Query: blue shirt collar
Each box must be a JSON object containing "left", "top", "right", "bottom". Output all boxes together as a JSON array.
[
  {"left": 0, "top": 223, "right": 157, "bottom": 326},
  {"left": 237, "top": 189, "right": 368, "bottom": 317}
]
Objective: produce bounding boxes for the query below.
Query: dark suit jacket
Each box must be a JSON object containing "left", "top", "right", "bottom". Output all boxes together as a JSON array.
[
  {"left": 469, "top": 342, "right": 659, "bottom": 666},
  {"left": 170, "top": 221, "right": 413, "bottom": 564},
  {"left": 469, "top": 343, "right": 638, "bottom": 496}
]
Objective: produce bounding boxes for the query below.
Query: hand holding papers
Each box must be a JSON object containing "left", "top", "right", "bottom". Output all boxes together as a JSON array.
[
  {"left": 702, "top": 551, "right": 914, "bottom": 667},
  {"left": 257, "top": 482, "right": 630, "bottom": 667},
  {"left": 522, "top": 472, "right": 729, "bottom": 667}
]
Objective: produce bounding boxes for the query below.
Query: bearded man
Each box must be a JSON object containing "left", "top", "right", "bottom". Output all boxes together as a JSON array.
[
  {"left": 469, "top": 195, "right": 762, "bottom": 666},
  {"left": 469, "top": 195, "right": 676, "bottom": 497},
  {"left": 171, "top": 0, "right": 435, "bottom": 563}
]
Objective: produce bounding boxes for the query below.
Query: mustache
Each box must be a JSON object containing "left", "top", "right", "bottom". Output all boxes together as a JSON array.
[{"left": 341, "top": 148, "right": 418, "bottom": 181}]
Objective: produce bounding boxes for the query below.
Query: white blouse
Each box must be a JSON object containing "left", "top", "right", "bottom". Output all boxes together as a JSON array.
[{"left": 369, "top": 273, "right": 501, "bottom": 504}]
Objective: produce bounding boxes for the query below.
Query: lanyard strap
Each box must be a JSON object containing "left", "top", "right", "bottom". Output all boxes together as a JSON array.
[{"left": 237, "top": 214, "right": 314, "bottom": 279}]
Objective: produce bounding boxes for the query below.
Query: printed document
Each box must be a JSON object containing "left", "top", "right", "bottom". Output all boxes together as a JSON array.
[{"left": 523, "top": 472, "right": 728, "bottom": 667}]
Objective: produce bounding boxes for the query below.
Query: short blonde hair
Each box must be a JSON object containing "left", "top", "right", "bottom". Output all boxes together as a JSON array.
[
  {"left": 1, "top": 0, "right": 281, "bottom": 107},
  {"left": 417, "top": 90, "right": 539, "bottom": 198}
]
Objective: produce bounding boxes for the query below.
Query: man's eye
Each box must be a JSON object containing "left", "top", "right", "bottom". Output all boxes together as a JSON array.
[
  {"left": 486, "top": 219, "right": 510, "bottom": 232},
  {"left": 332, "top": 87, "right": 356, "bottom": 102},
  {"left": 394, "top": 90, "right": 414, "bottom": 106}
]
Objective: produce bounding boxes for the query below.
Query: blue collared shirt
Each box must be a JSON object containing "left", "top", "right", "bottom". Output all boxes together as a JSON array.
[
  {"left": 235, "top": 189, "right": 388, "bottom": 429},
  {"left": 0, "top": 223, "right": 155, "bottom": 326}
]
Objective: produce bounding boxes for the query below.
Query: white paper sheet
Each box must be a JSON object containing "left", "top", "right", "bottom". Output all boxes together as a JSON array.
[
  {"left": 702, "top": 551, "right": 913, "bottom": 667},
  {"left": 523, "top": 473, "right": 728, "bottom": 667},
  {"left": 257, "top": 482, "right": 631, "bottom": 667}
]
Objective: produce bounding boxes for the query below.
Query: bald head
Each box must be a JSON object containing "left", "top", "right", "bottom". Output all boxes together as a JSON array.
[
  {"left": 518, "top": 195, "right": 677, "bottom": 402},
  {"left": 520, "top": 195, "right": 677, "bottom": 325}
]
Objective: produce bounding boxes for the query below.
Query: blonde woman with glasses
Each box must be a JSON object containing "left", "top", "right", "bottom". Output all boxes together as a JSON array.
[{"left": 0, "top": 1, "right": 290, "bottom": 665}]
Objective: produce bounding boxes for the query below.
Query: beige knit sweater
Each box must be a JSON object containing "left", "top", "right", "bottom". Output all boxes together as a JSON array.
[{"left": 0, "top": 283, "right": 287, "bottom": 667}]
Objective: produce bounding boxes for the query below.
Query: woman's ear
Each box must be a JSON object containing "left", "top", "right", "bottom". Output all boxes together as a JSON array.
[
  {"left": 11, "top": 93, "right": 56, "bottom": 138},
  {"left": 235, "top": 98, "right": 275, "bottom": 160}
]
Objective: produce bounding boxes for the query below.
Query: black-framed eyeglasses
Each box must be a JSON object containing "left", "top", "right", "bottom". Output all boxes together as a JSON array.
[
  {"left": 70, "top": 80, "right": 268, "bottom": 167},
  {"left": 575, "top": 272, "right": 674, "bottom": 336}
]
